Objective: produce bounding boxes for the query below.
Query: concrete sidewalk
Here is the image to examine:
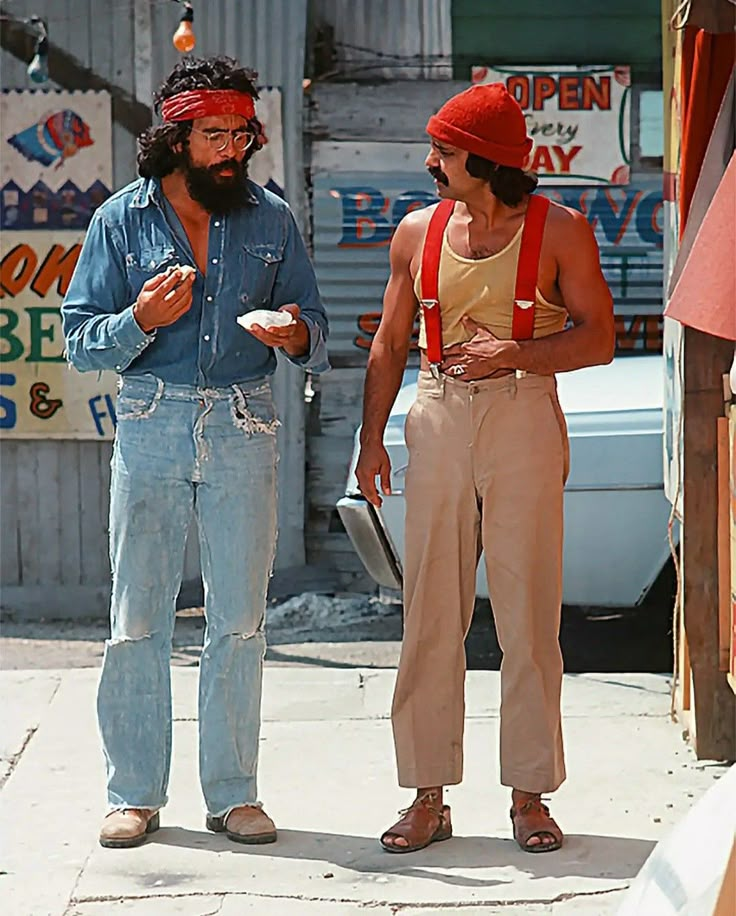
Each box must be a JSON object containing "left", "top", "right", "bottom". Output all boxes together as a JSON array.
[{"left": 0, "top": 667, "right": 727, "bottom": 915}]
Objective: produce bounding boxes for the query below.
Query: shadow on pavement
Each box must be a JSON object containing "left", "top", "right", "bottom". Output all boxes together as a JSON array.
[{"left": 145, "top": 826, "right": 656, "bottom": 888}]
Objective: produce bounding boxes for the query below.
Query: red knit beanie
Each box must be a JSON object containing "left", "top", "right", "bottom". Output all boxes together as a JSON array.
[{"left": 426, "top": 83, "right": 532, "bottom": 169}]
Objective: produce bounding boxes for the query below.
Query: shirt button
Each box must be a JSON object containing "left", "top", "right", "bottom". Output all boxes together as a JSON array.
[
  {"left": 214, "top": 221, "right": 220, "bottom": 228},
  {"left": 206, "top": 296, "right": 213, "bottom": 302},
  {"left": 211, "top": 258, "right": 218, "bottom": 264},
  {"left": 204, "top": 334, "right": 210, "bottom": 341}
]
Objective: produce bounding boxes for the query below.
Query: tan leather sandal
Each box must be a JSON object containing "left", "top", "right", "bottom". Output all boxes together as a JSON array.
[
  {"left": 380, "top": 791, "right": 452, "bottom": 854},
  {"left": 510, "top": 796, "right": 563, "bottom": 853},
  {"left": 99, "top": 808, "right": 159, "bottom": 849}
]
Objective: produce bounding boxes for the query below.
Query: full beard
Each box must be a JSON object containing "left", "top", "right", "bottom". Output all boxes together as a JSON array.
[{"left": 181, "top": 151, "right": 253, "bottom": 214}]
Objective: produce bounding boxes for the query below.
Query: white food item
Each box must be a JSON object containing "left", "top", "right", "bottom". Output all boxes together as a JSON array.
[{"left": 237, "top": 309, "right": 296, "bottom": 330}]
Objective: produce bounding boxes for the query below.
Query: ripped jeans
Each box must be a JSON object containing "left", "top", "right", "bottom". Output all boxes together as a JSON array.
[{"left": 98, "top": 373, "right": 279, "bottom": 817}]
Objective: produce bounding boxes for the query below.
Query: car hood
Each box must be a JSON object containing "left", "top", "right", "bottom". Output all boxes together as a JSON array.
[{"left": 385, "top": 356, "right": 665, "bottom": 443}]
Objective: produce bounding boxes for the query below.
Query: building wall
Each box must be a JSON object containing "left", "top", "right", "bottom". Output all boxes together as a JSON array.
[
  {"left": 310, "top": 0, "right": 452, "bottom": 80},
  {"left": 0, "top": 0, "right": 311, "bottom": 619},
  {"left": 305, "top": 72, "right": 664, "bottom": 589}
]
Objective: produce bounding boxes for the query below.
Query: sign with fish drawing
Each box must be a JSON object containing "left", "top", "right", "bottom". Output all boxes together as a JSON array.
[
  {"left": 0, "top": 232, "right": 117, "bottom": 439},
  {"left": 471, "top": 65, "right": 631, "bottom": 186},
  {"left": 0, "top": 90, "right": 112, "bottom": 231},
  {"left": 0, "top": 91, "right": 116, "bottom": 438}
]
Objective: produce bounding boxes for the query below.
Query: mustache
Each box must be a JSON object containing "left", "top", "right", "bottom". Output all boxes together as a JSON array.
[
  {"left": 210, "top": 159, "right": 242, "bottom": 174},
  {"left": 428, "top": 166, "right": 449, "bottom": 186}
]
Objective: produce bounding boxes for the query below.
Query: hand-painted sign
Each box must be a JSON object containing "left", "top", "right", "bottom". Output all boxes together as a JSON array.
[
  {"left": 311, "top": 158, "right": 663, "bottom": 361},
  {"left": 471, "top": 65, "right": 631, "bottom": 185},
  {"left": 0, "top": 231, "right": 117, "bottom": 438},
  {"left": 1, "top": 90, "right": 112, "bottom": 230}
]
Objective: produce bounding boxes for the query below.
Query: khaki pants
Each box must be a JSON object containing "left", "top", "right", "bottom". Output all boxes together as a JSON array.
[{"left": 392, "top": 370, "right": 569, "bottom": 794}]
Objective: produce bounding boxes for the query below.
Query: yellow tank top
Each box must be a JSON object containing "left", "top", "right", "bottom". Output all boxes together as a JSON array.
[{"left": 415, "top": 219, "right": 568, "bottom": 349}]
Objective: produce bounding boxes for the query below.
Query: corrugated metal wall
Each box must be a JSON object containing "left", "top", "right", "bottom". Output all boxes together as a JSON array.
[
  {"left": 1, "top": 0, "right": 311, "bottom": 618},
  {"left": 310, "top": 0, "right": 451, "bottom": 80},
  {"left": 305, "top": 78, "right": 664, "bottom": 587}
]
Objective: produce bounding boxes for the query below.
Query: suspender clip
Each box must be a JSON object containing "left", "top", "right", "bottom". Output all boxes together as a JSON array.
[{"left": 429, "top": 363, "right": 441, "bottom": 380}]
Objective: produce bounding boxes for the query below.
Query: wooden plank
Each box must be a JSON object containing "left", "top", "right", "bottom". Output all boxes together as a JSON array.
[
  {"left": 59, "top": 441, "right": 82, "bottom": 587},
  {"left": 35, "top": 441, "right": 62, "bottom": 586},
  {"left": 16, "top": 443, "right": 41, "bottom": 586},
  {"left": 78, "top": 442, "right": 108, "bottom": 585},
  {"left": 309, "top": 81, "right": 468, "bottom": 142},
  {"left": 0, "top": 442, "right": 20, "bottom": 585},
  {"left": 682, "top": 327, "right": 736, "bottom": 759},
  {"left": 717, "top": 417, "right": 731, "bottom": 671}
]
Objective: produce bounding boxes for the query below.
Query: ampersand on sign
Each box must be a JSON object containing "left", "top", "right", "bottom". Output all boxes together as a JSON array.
[{"left": 29, "top": 382, "right": 63, "bottom": 420}]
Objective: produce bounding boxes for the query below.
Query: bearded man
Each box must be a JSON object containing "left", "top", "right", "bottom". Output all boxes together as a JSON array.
[{"left": 62, "top": 56, "right": 328, "bottom": 849}]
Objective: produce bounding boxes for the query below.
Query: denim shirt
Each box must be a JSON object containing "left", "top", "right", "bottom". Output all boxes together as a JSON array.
[{"left": 62, "top": 177, "right": 329, "bottom": 387}]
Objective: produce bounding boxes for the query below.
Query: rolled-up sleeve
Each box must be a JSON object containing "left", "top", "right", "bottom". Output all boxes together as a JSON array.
[
  {"left": 62, "top": 212, "right": 155, "bottom": 374},
  {"left": 271, "top": 209, "right": 330, "bottom": 373}
]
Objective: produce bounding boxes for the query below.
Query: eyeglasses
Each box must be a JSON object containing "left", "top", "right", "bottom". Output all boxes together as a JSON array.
[{"left": 190, "top": 128, "right": 256, "bottom": 152}]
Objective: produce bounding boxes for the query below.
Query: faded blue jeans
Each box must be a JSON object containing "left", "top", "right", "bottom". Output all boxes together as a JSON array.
[{"left": 97, "top": 373, "right": 278, "bottom": 818}]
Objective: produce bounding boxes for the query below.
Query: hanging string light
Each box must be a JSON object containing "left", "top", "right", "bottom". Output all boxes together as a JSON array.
[
  {"left": 27, "top": 16, "right": 49, "bottom": 84},
  {"left": 172, "top": 2, "right": 196, "bottom": 54}
]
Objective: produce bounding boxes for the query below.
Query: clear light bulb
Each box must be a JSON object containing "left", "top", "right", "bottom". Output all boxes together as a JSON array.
[
  {"left": 28, "top": 34, "right": 49, "bottom": 83},
  {"left": 28, "top": 53, "right": 49, "bottom": 83},
  {"left": 173, "top": 5, "right": 196, "bottom": 53}
]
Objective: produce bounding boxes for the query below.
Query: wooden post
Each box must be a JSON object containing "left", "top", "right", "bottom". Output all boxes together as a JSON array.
[{"left": 682, "top": 327, "right": 736, "bottom": 759}]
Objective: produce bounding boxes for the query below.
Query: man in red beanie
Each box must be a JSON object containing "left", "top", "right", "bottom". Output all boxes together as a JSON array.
[{"left": 355, "top": 83, "right": 614, "bottom": 854}]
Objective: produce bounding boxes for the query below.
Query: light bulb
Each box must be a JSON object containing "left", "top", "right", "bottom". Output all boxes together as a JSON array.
[
  {"left": 28, "top": 52, "right": 48, "bottom": 83},
  {"left": 173, "top": 5, "right": 196, "bottom": 53},
  {"left": 28, "top": 33, "right": 49, "bottom": 83}
]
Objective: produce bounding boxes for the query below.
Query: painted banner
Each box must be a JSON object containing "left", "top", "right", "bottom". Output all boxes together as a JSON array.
[
  {"left": 1, "top": 90, "right": 113, "bottom": 231},
  {"left": 0, "top": 90, "right": 116, "bottom": 438},
  {"left": 311, "top": 145, "right": 663, "bottom": 362},
  {"left": 0, "top": 231, "right": 118, "bottom": 439},
  {"left": 471, "top": 65, "right": 631, "bottom": 185}
]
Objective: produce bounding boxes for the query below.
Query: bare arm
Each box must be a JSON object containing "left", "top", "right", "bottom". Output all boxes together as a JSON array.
[
  {"left": 442, "top": 207, "right": 615, "bottom": 378},
  {"left": 355, "top": 212, "right": 423, "bottom": 506}
]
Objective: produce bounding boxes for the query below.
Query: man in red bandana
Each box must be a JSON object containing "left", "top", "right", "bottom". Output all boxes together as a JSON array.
[
  {"left": 63, "top": 57, "right": 328, "bottom": 849},
  {"left": 355, "top": 84, "right": 614, "bottom": 854}
]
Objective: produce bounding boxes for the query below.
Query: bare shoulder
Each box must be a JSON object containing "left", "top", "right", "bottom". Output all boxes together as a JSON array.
[
  {"left": 393, "top": 202, "right": 436, "bottom": 245},
  {"left": 391, "top": 203, "right": 439, "bottom": 277},
  {"left": 545, "top": 199, "right": 596, "bottom": 246}
]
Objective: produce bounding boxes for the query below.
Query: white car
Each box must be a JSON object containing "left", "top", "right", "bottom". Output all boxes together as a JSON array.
[{"left": 337, "top": 356, "right": 674, "bottom": 608}]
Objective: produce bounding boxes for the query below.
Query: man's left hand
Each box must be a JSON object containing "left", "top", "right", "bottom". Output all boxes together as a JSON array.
[
  {"left": 440, "top": 316, "right": 512, "bottom": 379},
  {"left": 245, "top": 304, "right": 310, "bottom": 357}
]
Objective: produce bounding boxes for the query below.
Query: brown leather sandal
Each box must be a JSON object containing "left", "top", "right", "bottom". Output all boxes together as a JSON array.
[
  {"left": 510, "top": 796, "right": 563, "bottom": 853},
  {"left": 380, "top": 791, "right": 453, "bottom": 854}
]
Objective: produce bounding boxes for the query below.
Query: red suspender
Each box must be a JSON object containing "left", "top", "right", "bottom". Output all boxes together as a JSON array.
[
  {"left": 419, "top": 194, "right": 551, "bottom": 367},
  {"left": 511, "top": 194, "right": 550, "bottom": 340},
  {"left": 420, "top": 199, "right": 454, "bottom": 368}
]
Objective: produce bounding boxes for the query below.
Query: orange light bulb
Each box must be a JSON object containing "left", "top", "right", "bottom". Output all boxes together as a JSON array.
[{"left": 173, "top": 6, "right": 196, "bottom": 53}]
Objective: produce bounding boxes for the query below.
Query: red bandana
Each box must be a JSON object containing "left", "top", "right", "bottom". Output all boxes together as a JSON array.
[{"left": 161, "top": 89, "right": 256, "bottom": 123}]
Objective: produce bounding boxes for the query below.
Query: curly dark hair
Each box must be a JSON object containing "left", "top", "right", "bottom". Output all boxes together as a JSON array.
[
  {"left": 465, "top": 154, "right": 538, "bottom": 207},
  {"left": 137, "top": 56, "right": 264, "bottom": 179}
]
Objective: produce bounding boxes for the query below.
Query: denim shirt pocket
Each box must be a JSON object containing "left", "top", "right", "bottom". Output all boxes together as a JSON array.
[
  {"left": 240, "top": 244, "right": 284, "bottom": 310},
  {"left": 125, "top": 245, "right": 178, "bottom": 303}
]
